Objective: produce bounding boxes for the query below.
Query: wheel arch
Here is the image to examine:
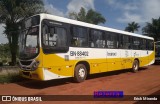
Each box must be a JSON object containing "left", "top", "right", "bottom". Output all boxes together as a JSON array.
[
  {"left": 132, "top": 58, "right": 140, "bottom": 72},
  {"left": 134, "top": 58, "right": 140, "bottom": 65},
  {"left": 75, "top": 61, "right": 90, "bottom": 75}
]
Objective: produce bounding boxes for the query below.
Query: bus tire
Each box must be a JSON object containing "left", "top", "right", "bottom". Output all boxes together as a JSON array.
[
  {"left": 74, "top": 64, "right": 87, "bottom": 83},
  {"left": 132, "top": 60, "right": 139, "bottom": 73}
]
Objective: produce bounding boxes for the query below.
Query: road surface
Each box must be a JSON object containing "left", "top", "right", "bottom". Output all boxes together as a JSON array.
[{"left": 0, "top": 65, "right": 160, "bottom": 104}]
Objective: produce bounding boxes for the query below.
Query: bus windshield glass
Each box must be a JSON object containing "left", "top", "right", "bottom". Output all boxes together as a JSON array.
[{"left": 19, "top": 15, "right": 40, "bottom": 59}]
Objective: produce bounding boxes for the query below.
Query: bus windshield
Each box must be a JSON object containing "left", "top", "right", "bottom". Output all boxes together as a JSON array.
[
  {"left": 19, "top": 26, "right": 39, "bottom": 59},
  {"left": 19, "top": 15, "right": 40, "bottom": 59}
]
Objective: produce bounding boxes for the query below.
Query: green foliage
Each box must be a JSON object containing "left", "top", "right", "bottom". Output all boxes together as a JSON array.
[
  {"left": 69, "top": 7, "right": 106, "bottom": 25},
  {"left": 142, "top": 17, "right": 160, "bottom": 41},
  {"left": 0, "top": 74, "right": 26, "bottom": 83},
  {"left": 0, "top": 66, "right": 27, "bottom": 83},
  {"left": 0, "top": 43, "right": 11, "bottom": 63},
  {"left": 86, "top": 9, "right": 106, "bottom": 25},
  {"left": 0, "top": 0, "right": 45, "bottom": 65},
  {"left": 125, "top": 22, "right": 140, "bottom": 33}
]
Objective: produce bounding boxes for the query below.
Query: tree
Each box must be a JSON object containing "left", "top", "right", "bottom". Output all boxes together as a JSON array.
[
  {"left": 125, "top": 22, "right": 140, "bottom": 33},
  {"left": 0, "top": 43, "right": 10, "bottom": 62},
  {"left": 142, "top": 17, "right": 160, "bottom": 41},
  {"left": 0, "top": 0, "right": 45, "bottom": 65},
  {"left": 69, "top": 7, "right": 106, "bottom": 25}
]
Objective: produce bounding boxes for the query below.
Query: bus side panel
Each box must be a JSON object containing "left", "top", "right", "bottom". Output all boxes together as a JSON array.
[
  {"left": 42, "top": 53, "right": 74, "bottom": 80},
  {"left": 89, "top": 59, "right": 106, "bottom": 74},
  {"left": 121, "top": 50, "right": 133, "bottom": 69},
  {"left": 148, "top": 51, "right": 155, "bottom": 65},
  {"left": 106, "top": 49, "right": 123, "bottom": 71},
  {"left": 69, "top": 48, "right": 107, "bottom": 74},
  {"left": 139, "top": 50, "right": 149, "bottom": 67}
]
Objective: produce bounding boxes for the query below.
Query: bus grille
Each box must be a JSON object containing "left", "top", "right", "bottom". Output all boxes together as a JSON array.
[{"left": 20, "top": 61, "right": 32, "bottom": 65}]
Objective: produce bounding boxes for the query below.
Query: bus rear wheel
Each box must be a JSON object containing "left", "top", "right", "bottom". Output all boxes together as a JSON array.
[
  {"left": 132, "top": 60, "right": 139, "bottom": 73},
  {"left": 74, "top": 64, "right": 87, "bottom": 83}
]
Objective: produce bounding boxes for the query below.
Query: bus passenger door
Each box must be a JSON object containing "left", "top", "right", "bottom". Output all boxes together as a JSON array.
[
  {"left": 121, "top": 36, "right": 133, "bottom": 69},
  {"left": 147, "top": 40, "right": 154, "bottom": 65},
  {"left": 105, "top": 33, "right": 122, "bottom": 71},
  {"left": 139, "top": 39, "right": 148, "bottom": 67},
  {"left": 121, "top": 50, "right": 132, "bottom": 69},
  {"left": 106, "top": 49, "right": 122, "bottom": 71},
  {"left": 140, "top": 50, "right": 149, "bottom": 67}
]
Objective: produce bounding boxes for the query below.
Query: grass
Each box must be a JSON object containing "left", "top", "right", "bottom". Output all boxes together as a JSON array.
[
  {"left": 0, "top": 74, "right": 26, "bottom": 84},
  {"left": 0, "top": 66, "right": 27, "bottom": 84}
]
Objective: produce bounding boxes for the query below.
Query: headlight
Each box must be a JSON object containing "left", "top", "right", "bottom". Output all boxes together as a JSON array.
[{"left": 31, "top": 61, "right": 40, "bottom": 70}]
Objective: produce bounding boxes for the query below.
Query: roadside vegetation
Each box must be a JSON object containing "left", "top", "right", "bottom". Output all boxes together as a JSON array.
[
  {"left": 0, "top": 0, "right": 45, "bottom": 66},
  {"left": 0, "top": 74, "right": 25, "bottom": 84},
  {"left": 125, "top": 22, "right": 140, "bottom": 33},
  {"left": 0, "top": 43, "right": 11, "bottom": 66},
  {"left": 124, "top": 18, "right": 160, "bottom": 42},
  {"left": 0, "top": 66, "right": 27, "bottom": 84}
]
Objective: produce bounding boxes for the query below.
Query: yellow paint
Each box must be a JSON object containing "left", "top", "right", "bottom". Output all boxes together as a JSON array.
[{"left": 20, "top": 48, "right": 155, "bottom": 80}]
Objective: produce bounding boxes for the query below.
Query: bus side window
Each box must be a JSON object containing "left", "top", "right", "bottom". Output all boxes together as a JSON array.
[
  {"left": 148, "top": 40, "right": 154, "bottom": 50},
  {"left": 42, "top": 24, "right": 49, "bottom": 46},
  {"left": 133, "top": 37, "right": 140, "bottom": 50},
  {"left": 119, "top": 34, "right": 123, "bottom": 49},
  {"left": 129, "top": 36, "right": 133, "bottom": 49},
  {"left": 113, "top": 33, "right": 118, "bottom": 49},
  {"left": 89, "top": 30, "right": 94, "bottom": 47},
  {"left": 141, "top": 39, "right": 146, "bottom": 50},
  {"left": 71, "top": 26, "right": 88, "bottom": 47},
  {"left": 106, "top": 33, "right": 111, "bottom": 48},
  {"left": 42, "top": 23, "right": 67, "bottom": 48},
  {"left": 123, "top": 35, "right": 130, "bottom": 49},
  {"left": 49, "top": 27, "right": 57, "bottom": 47},
  {"left": 106, "top": 32, "right": 118, "bottom": 49},
  {"left": 90, "top": 29, "right": 105, "bottom": 48},
  {"left": 55, "top": 27, "right": 67, "bottom": 47}
]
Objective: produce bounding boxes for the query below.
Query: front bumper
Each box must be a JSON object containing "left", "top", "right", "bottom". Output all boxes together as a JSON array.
[{"left": 20, "top": 67, "right": 44, "bottom": 80}]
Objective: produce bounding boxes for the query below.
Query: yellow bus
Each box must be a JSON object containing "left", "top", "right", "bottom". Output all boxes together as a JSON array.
[{"left": 19, "top": 13, "right": 155, "bottom": 82}]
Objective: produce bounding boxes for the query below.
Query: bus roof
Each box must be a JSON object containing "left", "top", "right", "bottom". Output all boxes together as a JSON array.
[{"left": 38, "top": 13, "right": 153, "bottom": 40}]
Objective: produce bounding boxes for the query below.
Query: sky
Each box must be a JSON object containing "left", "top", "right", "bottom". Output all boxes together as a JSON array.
[{"left": 0, "top": 0, "right": 160, "bottom": 44}]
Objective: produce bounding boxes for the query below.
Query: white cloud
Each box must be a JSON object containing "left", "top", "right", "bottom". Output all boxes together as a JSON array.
[
  {"left": 0, "top": 24, "right": 8, "bottom": 44},
  {"left": 106, "top": 0, "right": 160, "bottom": 23},
  {"left": 142, "top": 0, "right": 160, "bottom": 22},
  {"left": 44, "top": 0, "right": 95, "bottom": 18},
  {"left": 117, "top": 12, "right": 144, "bottom": 23},
  {"left": 44, "top": 0, "right": 65, "bottom": 17},
  {"left": 67, "top": 0, "right": 95, "bottom": 13},
  {"left": 123, "top": 3, "right": 139, "bottom": 11},
  {"left": 106, "top": 0, "right": 139, "bottom": 11}
]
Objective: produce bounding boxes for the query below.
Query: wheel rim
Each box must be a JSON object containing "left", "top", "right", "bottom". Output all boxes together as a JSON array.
[
  {"left": 134, "top": 61, "right": 138, "bottom": 70},
  {"left": 78, "top": 67, "right": 85, "bottom": 78}
]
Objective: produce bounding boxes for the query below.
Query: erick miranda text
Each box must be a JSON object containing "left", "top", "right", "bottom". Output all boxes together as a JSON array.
[{"left": 134, "top": 97, "right": 157, "bottom": 101}]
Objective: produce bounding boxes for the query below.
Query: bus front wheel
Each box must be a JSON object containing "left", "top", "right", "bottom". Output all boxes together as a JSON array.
[
  {"left": 132, "top": 60, "right": 139, "bottom": 73},
  {"left": 74, "top": 64, "right": 87, "bottom": 83}
]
